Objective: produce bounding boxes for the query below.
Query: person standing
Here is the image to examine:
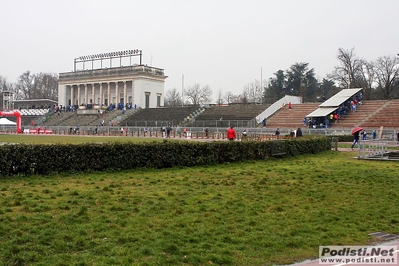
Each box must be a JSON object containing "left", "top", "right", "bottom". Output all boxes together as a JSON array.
[
  {"left": 351, "top": 130, "right": 361, "bottom": 150},
  {"left": 166, "top": 124, "right": 172, "bottom": 138},
  {"left": 362, "top": 130, "right": 367, "bottom": 140},
  {"left": 296, "top": 127, "right": 303, "bottom": 137},
  {"left": 275, "top": 128, "right": 280, "bottom": 137},
  {"left": 242, "top": 128, "right": 248, "bottom": 140},
  {"left": 227, "top": 126, "right": 236, "bottom": 141},
  {"left": 372, "top": 130, "right": 376, "bottom": 140}
]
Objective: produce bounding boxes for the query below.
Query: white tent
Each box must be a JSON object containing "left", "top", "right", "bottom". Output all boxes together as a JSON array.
[{"left": 0, "top": 118, "right": 17, "bottom": 125}]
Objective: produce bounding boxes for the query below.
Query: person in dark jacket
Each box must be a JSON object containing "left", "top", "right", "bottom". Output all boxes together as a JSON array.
[
  {"left": 296, "top": 127, "right": 303, "bottom": 137},
  {"left": 351, "top": 130, "right": 361, "bottom": 150}
]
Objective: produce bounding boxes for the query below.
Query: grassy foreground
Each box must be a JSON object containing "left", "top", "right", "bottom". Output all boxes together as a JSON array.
[{"left": 0, "top": 151, "right": 398, "bottom": 265}]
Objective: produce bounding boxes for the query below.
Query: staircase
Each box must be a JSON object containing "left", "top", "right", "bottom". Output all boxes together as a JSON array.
[{"left": 335, "top": 100, "right": 387, "bottom": 128}]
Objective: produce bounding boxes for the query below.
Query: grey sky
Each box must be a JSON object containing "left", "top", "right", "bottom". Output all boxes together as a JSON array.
[{"left": 1, "top": 0, "right": 398, "bottom": 101}]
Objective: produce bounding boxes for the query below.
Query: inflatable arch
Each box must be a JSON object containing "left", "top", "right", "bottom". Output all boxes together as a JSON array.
[{"left": 0, "top": 111, "right": 22, "bottom": 133}]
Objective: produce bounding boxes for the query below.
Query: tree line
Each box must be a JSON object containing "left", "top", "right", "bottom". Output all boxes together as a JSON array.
[
  {"left": 0, "top": 71, "right": 58, "bottom": 101},
  {"left": 165, "top": 47, "right": 399, "bottom": 106},
  {"left": 1, "top": 47, "right": 398, "bottom": 106}
]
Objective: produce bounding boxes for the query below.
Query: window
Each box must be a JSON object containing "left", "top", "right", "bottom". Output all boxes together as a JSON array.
[{"left": 157, "top": 94, "right": 162, "bottom": 107}]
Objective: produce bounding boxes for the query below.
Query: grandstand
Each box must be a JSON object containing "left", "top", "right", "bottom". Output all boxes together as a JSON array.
[
  {"left": 359, "top": 99, "right": 399, "bottom": 129},
  {"left": 334, "top": 100, "right": 387, "bottom": 129},
  {"left": 4, "top": 92, "right": 399, "bottom": 133},
  {"left": 120, "top": 106, "right": 202, "bottom": 127},
  {"left": 265, "top": 103, "right": 319, "bottom": 129},
  {"left": 191, "top": 104, "right": 269, "bottom": 128},
  {"left": 4, "top": 108, "right": 50, "bottom": 127},
  {"left": 21, "top": 99, "right": 399, "bottom": 131}
]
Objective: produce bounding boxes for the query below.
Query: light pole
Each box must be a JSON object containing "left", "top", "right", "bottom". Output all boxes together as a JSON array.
[
  {"left": 260, "top": 67, "right": 263, "bottom": 104},
  {"left": 182, "top": 74, "right": 184, "bottom": 107}
]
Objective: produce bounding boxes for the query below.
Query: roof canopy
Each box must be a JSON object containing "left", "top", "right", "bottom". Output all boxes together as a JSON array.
[
  {"left": 319, "top": 88, "right": 362, "bottom": 107},
  {"left": 306, "top": 88, "right": 362, "bottom": 117},
  {"left": 0, "top": 118, "right": 16, "bottom": 125},
  {"left": 306, "top": 107, "right": 338, "bottom": 118}
]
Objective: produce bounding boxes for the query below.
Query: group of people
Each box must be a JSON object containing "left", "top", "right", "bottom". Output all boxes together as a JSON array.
[
  {"left": 351, "top": 128, "right": 378, "bottom": 150},
  {"left": 275, "top": 127, "right": 303, "bottom": 138},
  {"left": 227, "top": 126, "right": 251, "bottom": 141},
  {"left": 160, "top": 123, "right": 172, "bottom": 138}
]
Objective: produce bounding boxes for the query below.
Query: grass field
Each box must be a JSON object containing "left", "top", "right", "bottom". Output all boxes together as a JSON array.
[{"left": 0, "top": 147, "right": 398, "bottom": 265}]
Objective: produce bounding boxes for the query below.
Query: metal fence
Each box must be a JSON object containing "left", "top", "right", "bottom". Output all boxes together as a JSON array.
[{"left": 0, "top": 125, "right": 398, "bottom": 142}]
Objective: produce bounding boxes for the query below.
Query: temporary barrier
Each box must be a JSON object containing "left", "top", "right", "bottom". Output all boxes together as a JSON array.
[
  {"left": 0, "top": 111, "right": 22, "bottom": 133},
  {"left": 28, "top": 128, "right": 53, "bottom": 134}
]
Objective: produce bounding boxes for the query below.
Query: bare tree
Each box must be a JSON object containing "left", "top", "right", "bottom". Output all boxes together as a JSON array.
[
  {"left": 243, "top": 80, "right": 263, "bottom": 103},
  {"left": 164, "top": 88, "right": 182, "bottom": 106},
  {"left": 16, "top": 71, "right": 58, "bottom": 100},
  {"left": 374, "top": 55, "right": 399, "bottom": 99},
  {"left": 223, "top": 91, "right": 234, "bottom": 104},
  {"left": 184, "top": 83, "right": 212, "bottom": 105},
  {"left": 16, "top": 71, "right": 35, "bottom": 99},
  {"left": 35, "top": 72, "right": 58, "bottom": 100},
  {"left": 357, "top": 59, "right": 375, "bottom": 100},
  {"left": 329, "top": 47, "right": 363, "bottom": 89}
]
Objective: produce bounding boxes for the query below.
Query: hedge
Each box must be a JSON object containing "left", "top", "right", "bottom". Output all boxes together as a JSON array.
[{"left": 0, "top": 136, "right": 331, "bottom": 177}]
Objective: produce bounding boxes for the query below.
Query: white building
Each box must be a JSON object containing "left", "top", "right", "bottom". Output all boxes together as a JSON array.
[{"left": 58, "top": 65, "right": 167, "bottom": 109}]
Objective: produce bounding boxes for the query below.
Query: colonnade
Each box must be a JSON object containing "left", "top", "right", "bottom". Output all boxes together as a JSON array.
[{"left": 68, "top": 80, "right": 133, "bottom": 107}]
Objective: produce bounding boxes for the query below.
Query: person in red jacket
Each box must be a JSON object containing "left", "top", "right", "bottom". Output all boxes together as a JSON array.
[{"left": 227, "top": 126, "right": 236, "bottom": 141}]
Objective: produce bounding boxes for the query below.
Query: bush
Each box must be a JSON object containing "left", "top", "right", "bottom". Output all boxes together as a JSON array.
[{"left": 0, "top": 136, "right": 331, "bottom": 177}]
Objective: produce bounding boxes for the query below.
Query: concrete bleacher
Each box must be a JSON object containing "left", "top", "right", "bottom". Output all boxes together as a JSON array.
[
  {"left": 359, "top": 99, "right": 399, "bottom": 129},
  {"left": 334, "top": 100, "right": 387, "bottom": 129},
  {"left": 192, "top": 104, "right": 269, "bottom": 127},
  {"left": 20, "top": 99, "right": 399, "bottom": 131},
  {"left": 122, "top": 106, "right": 201, "bottom": 127},
  {"left": 265, "top": 103, "right": 319, "bottom": 129},
  {"left": 16, "top": 108, "right": 50, "bottom": 126},
  {"left": 41, "top": 109, "right": 129, "bottom": 128}
]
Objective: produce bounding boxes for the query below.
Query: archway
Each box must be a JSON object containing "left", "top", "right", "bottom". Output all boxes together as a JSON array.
[{"left": 0, "top": 111, "right": 22, "bottom": 133}]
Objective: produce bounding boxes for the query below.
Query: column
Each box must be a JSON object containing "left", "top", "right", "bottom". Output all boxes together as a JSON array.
[
  {"left": 115, "top": 81, "right": 119, "bottom": 105},
  {"left": 92, "top": 83, "right": 95, "bottom": 104},
  {"left": 77, "top": 85, "right": 81, "bottom": 105},
  {"left": 123, "top": 81, "right": 127, "bottom": 106},
  {"left": 84, "top": 84, "right": 88, "bottom": 105},
  {"left": 132, "top": 79, "right": 137, "bottom": 108},
  {"left": 107, "top": 82, "right": 111, "bottom": 106},
  {"left": 100, "top": 83, "right": 103, "bottom": 106},
  {"left": 70, "top": 85, "right": 74, "bottom": 106}
]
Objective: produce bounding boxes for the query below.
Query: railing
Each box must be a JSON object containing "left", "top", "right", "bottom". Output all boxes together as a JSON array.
[
  {"left": 1, "top": 126, "right": 399, "bottom": 143},
  {"left": 357, "top": 140, "right": 389, "bottom": 159}
]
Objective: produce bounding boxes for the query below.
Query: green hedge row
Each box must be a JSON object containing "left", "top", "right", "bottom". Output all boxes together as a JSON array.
[
  {"left": 0, "top": 136, "right": 331, "bottom": 177},
  {"left": 332, "top": 135, "right": 353, "bottom": 142}
]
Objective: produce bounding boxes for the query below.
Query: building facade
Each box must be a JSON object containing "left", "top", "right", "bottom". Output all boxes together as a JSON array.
[{"left": 58, "top": 65, "right": 167, "bottom": 109}]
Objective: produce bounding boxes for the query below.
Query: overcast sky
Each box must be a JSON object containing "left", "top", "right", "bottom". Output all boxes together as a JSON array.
[{"left": 1, "top": 0, "right": 398, "bottom": 101}]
